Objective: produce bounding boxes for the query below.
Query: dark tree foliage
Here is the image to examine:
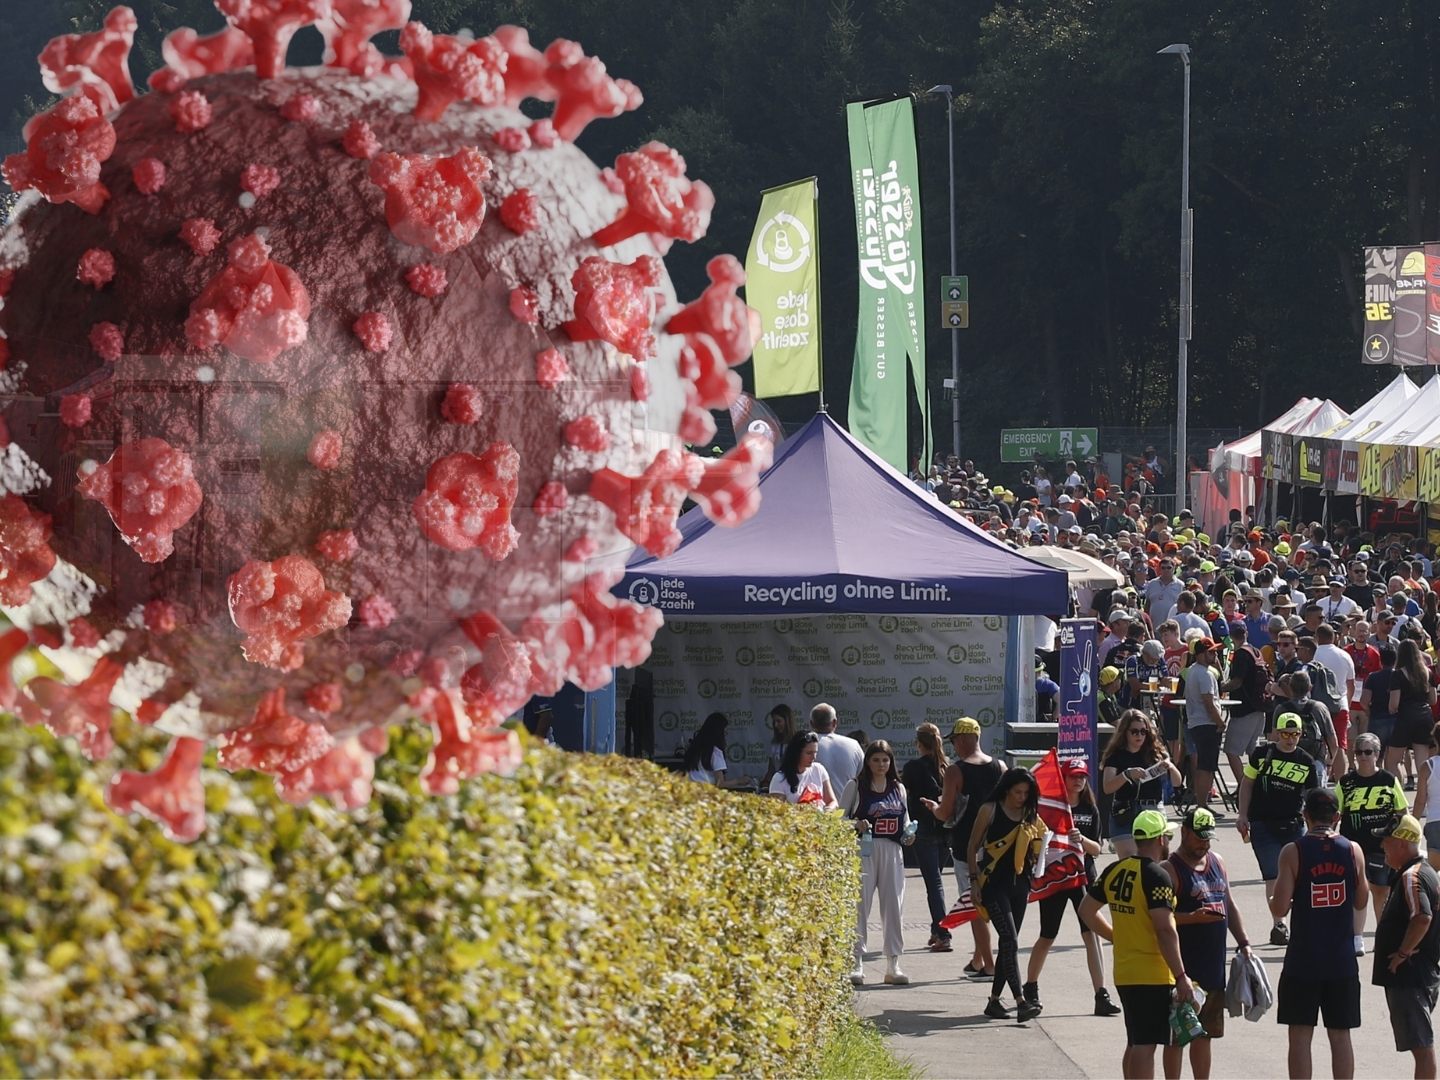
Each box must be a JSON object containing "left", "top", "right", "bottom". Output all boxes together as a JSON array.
[{"left": 3, "top": 0, "right": 1439, "bottom": 450}]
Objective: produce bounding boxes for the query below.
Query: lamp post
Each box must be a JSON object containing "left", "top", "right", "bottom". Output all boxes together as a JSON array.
[
  {"left": 1157, "top": 44, "right": 1191, "bottom": 500},
  {"left": 928, "top": 82, "right": 960, "bottom": 461}
]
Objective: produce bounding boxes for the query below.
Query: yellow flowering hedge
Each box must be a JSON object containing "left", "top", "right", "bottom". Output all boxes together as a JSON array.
[{"left": 0, "top": 714, "right": 858, "bottom": 1078}]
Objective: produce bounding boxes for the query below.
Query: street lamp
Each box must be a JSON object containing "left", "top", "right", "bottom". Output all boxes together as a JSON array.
[
  {"left": 928, "top": 83, "right": 960, "bottom": 461},
  {"left": 1157, "top": 43, "right": 1191, "bottom": 501}
]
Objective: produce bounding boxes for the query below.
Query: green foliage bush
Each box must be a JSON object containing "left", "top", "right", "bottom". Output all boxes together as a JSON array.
[{"left": 0, "top": 715, "right": 858, "bottom": 1077}]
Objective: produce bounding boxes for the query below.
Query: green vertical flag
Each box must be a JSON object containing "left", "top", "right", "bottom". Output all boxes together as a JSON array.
[
  {"left": 746, "top": 177, "right": 822, "bottom": 398},
  {"left": 847, "top": 96, "right": 930, "bottom": 470}
]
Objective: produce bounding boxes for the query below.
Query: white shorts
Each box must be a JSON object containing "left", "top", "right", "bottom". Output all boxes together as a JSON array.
[{"left": 953, "top": 857, "right": 972, "bottom": 898}]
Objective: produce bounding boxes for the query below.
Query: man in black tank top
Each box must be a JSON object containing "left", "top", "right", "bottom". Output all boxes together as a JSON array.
[
  {"left": 922, "top": 718, "right": 1004, "bottom": 979},
  {"left": 1269, "top": 789, "right": 1370, "bottom": 1079}
]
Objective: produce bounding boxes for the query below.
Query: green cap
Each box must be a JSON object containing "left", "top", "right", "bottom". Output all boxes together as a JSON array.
[{"left": 1132, "top": 809, "right": 1175, "bottom": 841}]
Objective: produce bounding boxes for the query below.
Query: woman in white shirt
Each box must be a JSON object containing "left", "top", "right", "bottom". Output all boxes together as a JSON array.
[
  {"left": 767, "top": 732, "right": 838, "bottom": 807},
  {"left": 685, "top": 712, "right": 732, "bottom": 784}
]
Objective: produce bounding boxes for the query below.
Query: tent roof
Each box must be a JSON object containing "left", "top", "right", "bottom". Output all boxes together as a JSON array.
[
  {"left": 621, "top": 413, "right": 1068, "bottom": 616},
  {"left": 1019, "top": 546, "right": 1124, "bottom": 589},
  {"left": 1316, "top": 372, "right": 1417, "bottom": 440},
  {"left": 1351, "top": 374, "right": 1440, "bottom": 447},
  {"left": 1290, "top": 398, "right": 1349, "bottom": 437}
]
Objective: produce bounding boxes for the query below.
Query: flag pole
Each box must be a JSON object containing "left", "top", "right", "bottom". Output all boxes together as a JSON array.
[{"left": 813, "top": 176, "right": 827, "bottom": 414}]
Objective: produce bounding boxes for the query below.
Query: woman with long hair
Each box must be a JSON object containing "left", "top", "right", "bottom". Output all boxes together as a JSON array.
[
  {"left": 762, "top": 705, "right": 797, "bottom": 784},
  {"left": 766, "top": 731, "right": 836, "bottom": 807},
  {"left": 967, "top": 767, "right": 1046, "bottom": 1022},
  {"left": 844, "top": 739, "right": 916, "bottom": 985},
  {"left": 1386, "top": 639, "right": 1437, "bottom": 776},
  {"left": 683, "top": 712, "right": 730, "bottom": 785},
  {"left": 1101, "top": 709, "right": 1181, "bottom": 858},
  {"left": 902, "top": 723, "right": 952, "bottom": 952},
  {"left": 1023, "top": 759, "right": 1122, "bottom": 1016}
]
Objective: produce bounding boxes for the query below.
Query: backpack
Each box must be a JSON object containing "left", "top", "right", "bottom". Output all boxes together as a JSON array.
[
  {"left": 1291, "top": 699, "right": 1327, "bottom": 760},
  {"left": 1304, "top": 660, "right": 1342, "bottom": 715},
  {"left": 1237, "top": 643, "right": 1272, "bottom": 703}
]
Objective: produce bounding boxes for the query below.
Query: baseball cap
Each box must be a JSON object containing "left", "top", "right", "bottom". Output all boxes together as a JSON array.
[
  {"left": 1329, "top": 578, "right": 1346, "bottom": 587},
  {"left": 1068, "top": 525, "right": 1083, "bottom": 536},
  {"left": 1275, "top": 712, "right": 1303, "bottom": 732},
  {"left": 1275, "top": 541, "right": 1292, "bottom": 556},
  {"left": 1190, "top": 638, "right": 1216, "bottom": 656},
  {"left": 1198, "top": 560, "right": 1217, "bottom": 573},
  {"left": 1100, "top": 665, "right": 1123, "bottom": 685},
  {"left": 1060, "top": 757, "right": 1090, "bottom": 777},
  {"left": 951, "top": 716, "right": 982, "bottom": 736},
  {"left": 1374, "top": 813, "right": 1424, "bottom": 843},
  {"left": 1108, "top": 609, "right": 1131, "bottom": 624},
  {"left": 1058, "top": 494, "right": 1073, "bottom": 504},
  {"left": 1141, "top": 639, "right": 1164, "bottom": 659},
  {"left": 1132, "top": 809, "right": 1176, "bottom": 841},
  {"left": 1182, "top": 807, "right": 1217, "bottom": 838}
]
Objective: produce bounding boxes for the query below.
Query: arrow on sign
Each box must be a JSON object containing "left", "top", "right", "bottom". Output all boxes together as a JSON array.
[
  {"left": 1075, "top": 432, "right": 1094, "bottom": 455},
  {"left": 948, "top": 286, "right": 962, "bottom": 300},
  {"left": 948, "top": 313, "right": 963, "bottom": 327}
]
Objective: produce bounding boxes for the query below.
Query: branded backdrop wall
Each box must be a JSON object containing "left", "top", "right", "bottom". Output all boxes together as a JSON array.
[{"left": 639, "top": 613, "right": 1011, "bottom": 777}]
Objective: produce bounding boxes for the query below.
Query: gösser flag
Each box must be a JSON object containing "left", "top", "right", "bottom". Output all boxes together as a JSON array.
[
  {"left": 847, "top": 96, "right": 930, "bottom": 471},
  {"left": 746, "top": 178, "right": 822, "bottom": 398}
]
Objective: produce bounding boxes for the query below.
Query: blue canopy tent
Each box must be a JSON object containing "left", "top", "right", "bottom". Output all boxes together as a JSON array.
[
  {"left": 601, "top": 414, "right": 1068, "bottom": 759},
  {"left": 621, "top": 412, "right": 1067, "bottom": 616}
]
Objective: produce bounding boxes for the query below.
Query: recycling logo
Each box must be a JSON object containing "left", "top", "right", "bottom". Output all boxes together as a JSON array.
[
  {"left": 627, "top": 578, "right": 659, "bottom": 606},
  {"left": 754, "top": 211, "right": 812, "bottom": 274},
  {"left": 947, "top": 644, "right": 966, "bottom": 664},
  {"left": 735, "top": 646, "right": 756, "bottom": 667},
  {"left": 879, "top": 616, "right": 900, "bottom": 634},
  {"left": 909, "top": 677, "right": 930, "bottom": 697},
  {"left": 658, "top": 711, "right": 680, "bottom": 732},
  {"left": 841, "top": 646, "right": 862, "bottom": 667},
  {"left": 870, "top": 709, "right": 892, "bottom": 730},
  {"left": 803, "top": 678, "right": 823, "bottom": 698},
  {"left": 983, "top": 616, "right": 1003, "bottom": 632},
  {"left": 698, "top": 679, "right": 717, "bottom": 699}
]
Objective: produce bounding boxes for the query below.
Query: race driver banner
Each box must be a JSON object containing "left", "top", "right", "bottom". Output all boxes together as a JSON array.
[
  {"left": 641, "top": 613, "right": 1010, "bottom": 776},
  {"left": 1362, "top": 245, "right": 1440, "bottom": 367}
]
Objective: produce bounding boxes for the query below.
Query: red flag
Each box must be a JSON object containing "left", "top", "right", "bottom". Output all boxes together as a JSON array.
[{"left": 940, "top": 750, "right": 1087, "bottom": 929}]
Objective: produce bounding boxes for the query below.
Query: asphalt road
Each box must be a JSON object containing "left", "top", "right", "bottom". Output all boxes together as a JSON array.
[{"left": 852, "top": 818, "right": 1420, "bottom": 1079}]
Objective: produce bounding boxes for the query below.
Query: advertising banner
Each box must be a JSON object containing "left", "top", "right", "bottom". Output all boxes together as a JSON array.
[
  {"left": 746, "top": 178, "right": 822, "bottom": 398},
  {"left": 1260, "top": 428, "right": 1294, "bottom": 483},
  {"left": 846, "top": 96, "right": 929, "bottom": 470},
  {"left": 1418, "top": 447, "right": 1440, "bottom": 506},
  {"left": 643, "top": 613, "right": 1010, "bottom": 776},
  {"left": 1362, "top": 246, "right": 1397, "bottom": 364},
  {"left": 1358, "top": 440, "right": 1420, "bottom": 500},
  {"left": 1057, "top": 618, "right": 1098, "bottom": 771}
]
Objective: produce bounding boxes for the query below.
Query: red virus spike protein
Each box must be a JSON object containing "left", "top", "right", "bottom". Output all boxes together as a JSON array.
[{"left": 0, "top": 4, "right": 768, "bottom": 838}]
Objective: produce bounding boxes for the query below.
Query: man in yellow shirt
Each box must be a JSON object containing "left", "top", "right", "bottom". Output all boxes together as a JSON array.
[{"left": 1082, "top": 810, "right": 1195, "bottom": 1079}]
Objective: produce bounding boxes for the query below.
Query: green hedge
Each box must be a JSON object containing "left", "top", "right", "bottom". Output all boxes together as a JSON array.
[{"left": 0, "top": 714, "right": 858, "bottom": 1077}]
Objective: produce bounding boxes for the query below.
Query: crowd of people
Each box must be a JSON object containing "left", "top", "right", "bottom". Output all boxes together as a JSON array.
[{"left": 677, "top": 455, "right": 1440, "bottom": 1076}]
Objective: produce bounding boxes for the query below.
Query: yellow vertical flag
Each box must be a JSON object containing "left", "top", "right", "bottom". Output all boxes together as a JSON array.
[{"left": 746, "top": 178, "right": 822, "bottom": 398}]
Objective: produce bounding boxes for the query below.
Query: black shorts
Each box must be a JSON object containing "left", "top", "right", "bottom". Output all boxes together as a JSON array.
[
  {"left": 1363, "top": 848, "right": 1394, "bottom": 888},
  {"left": 1390, "top": 709, "right": 1434, "bottom": 750},
  {"left": 1387, "top": 984, "right": 1439, "bottom": 1052},
  {"left": 1276, "top": 974, "right": 1361, "bottom": 1030},
  {"left": 1188, "top": 724, "right": 1221, "bottom": 772},
  {"left": 1118, "top": 984, "right": 1173, "bottom": 1047},
  {"left": 1037, "top": 886, "right": 1089, "bottom": 940},
  {"left": 1159, "top": 705, "right": 1182, "bottom": 743}
]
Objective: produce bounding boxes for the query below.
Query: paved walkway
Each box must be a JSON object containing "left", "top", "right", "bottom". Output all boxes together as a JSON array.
[{"left": 853, "top": 820, "right": 1412, "bottom": 1079}]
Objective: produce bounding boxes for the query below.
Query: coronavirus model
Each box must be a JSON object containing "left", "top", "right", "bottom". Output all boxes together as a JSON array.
[{"left": 0, "top": 1, "right": 769, "bottom": 840}]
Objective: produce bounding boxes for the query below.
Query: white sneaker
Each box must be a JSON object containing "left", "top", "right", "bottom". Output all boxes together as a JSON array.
[
  {"left": 1354, "top": 935, "right": 1366, "bottom": 957},
  {"left": 850, "top": 962, "right": 865, "bottom": 986},
  {"left": 883, "top": 957, "right": 909, "bottom": 985}
]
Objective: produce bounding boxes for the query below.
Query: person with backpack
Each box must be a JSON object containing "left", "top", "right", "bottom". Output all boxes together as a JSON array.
[
  {"left": 1238, "top": 713, "right": 1322, "bottom": 947},
  {"left": 1222, "top": 620, "right": 1270, "bottom": 787},
  {"left": 1279, "top": 670, "right": 1339, "bottom": 785}
]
